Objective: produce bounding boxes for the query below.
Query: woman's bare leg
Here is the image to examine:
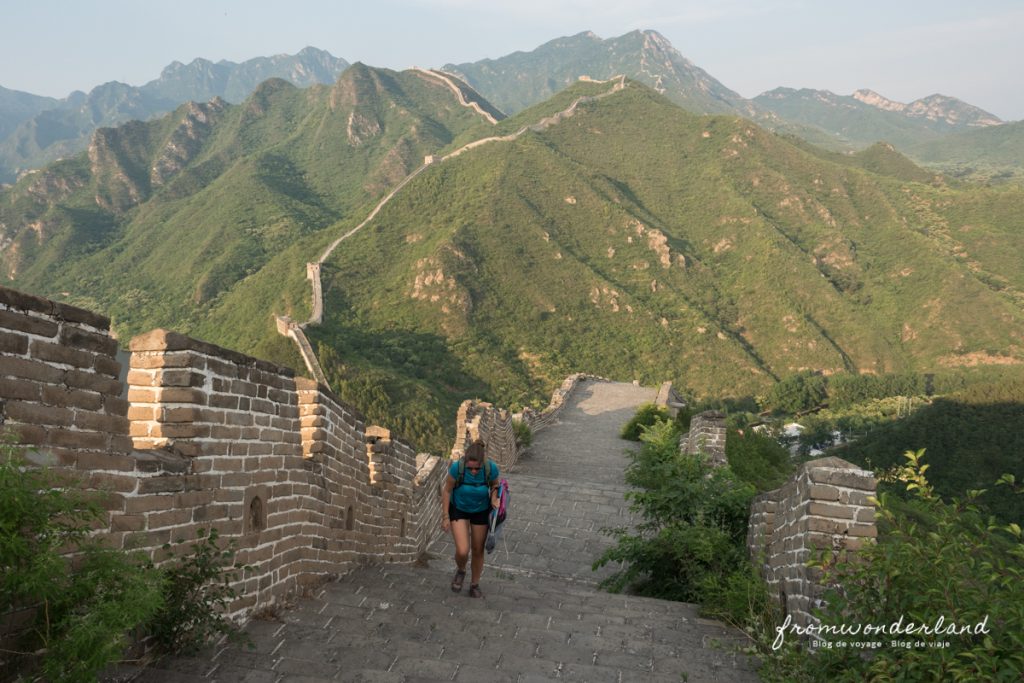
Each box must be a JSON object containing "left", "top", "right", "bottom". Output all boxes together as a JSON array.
[
  {"left": 470, "top": 523, "right": 488, "bottom": 584},
  {"left": 451, "top": 519, "right": 471, "bottom": 572}
]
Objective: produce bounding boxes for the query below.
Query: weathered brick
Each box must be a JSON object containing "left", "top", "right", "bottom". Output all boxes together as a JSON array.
[
  {"left": 110, "top": 435, "right": 134, "bottom": 454},
  {"left": 49, "top": 428, "right": 109, "bottom": 451},
  {"left": 175, "top": 490, "right": 215, "bottom": 507},
  {"left": 111, "top": 514, "right": 146, "bottom": 532},
  {"left": 807, "top": 467, "right": 876, "bottom": 490},
  {"left": 168, "top": 441, "right": 204, "bottom": 457},
  {"left": 87, "top": 472, "right": 138, "bottom": 493},
  {"left": 226, "top": 412, "right": 254, "bottom": 426},
  {"left": 0, "top": 355, "right": 64, "bottom": 383},
  {"left": 206, "top": 358, "right": 239, "bottom": 379},
  {"left": 807, "top": 502, "right": 855, "bottom": 520},
  {"left": 29, "top": 339, "right": 95, "bottom": 369},
  {"left": 94, "top": 354, "right": 121, "bottom": 378},
  {"left": 4, "top": 400, "right": 73, "bottom": 427},
  {"left": 139, "top": 476, "right": 187, "bottom": 494},
  {"left": 808, "top": 484, "right": 841, "bottom": 501},
  {"left": 161, "top": 406, "right": 199, "bottom": 423},
  {"left": 65, "top": 369, "right": 121, "bottom": 395},
  {"left": 147, "top": 508, "right": 194, "bottom": 529},
  {"left": 0, "top": 329, "right": 29, "bottom": 355},
  {"left": 41, "top": 385, "right": 103, "bottom": 411},
  {"left": 856, "top": 507, "right": 876, "bottom": 523},
  {"left": 210, "top": 425, "right": 243, "bottom": 440},
  {"left": 75, "top": 451, "right": 136, "bottom": 472},
  {"left": 129, "top": 421, "right": 154, "bottom": 438},
  {"left": 157, "top": 369, "right": 206, "bottom": 387},
  {"left": 59, "top": 325, "right": 117, "bottom": 355},
  {"left": 126, "top": 369, "right": 157, "bottom": 387},
  {"left": 127, "top": 387, "right": 159, "bottom": 403},
  {"left": 0, "top": 376, "right": 42, "bottom": 401},
  {"left": 193, "top": 504, "right": 230, "bottom": 522},
  {"left": 127, "top": 405, "right": 158, "bottom": 421},
  {"left": 50, "top": 302, "right": 108, "bottom": 330},
  {"left": 124, "top": 495, "right": 177, "bottom": 514},
  {"left": 131, "top": 350, "right": 201, "bottom": 370},
  {"left": 11, "top": 423, "right": 47, "bottom": 446},
  {"left": 208, "top": 394, "right": 239, "bottom": 410},
  {"left": 124, "top": 528, "right": 172, "bottom": 551},
  {"left": 0, "top": 308, "right": 59, "bottom": 337},
  {"left": 150, "top": 423, "right": 203, "bottom": 439},
  {"left": 159, "top": 387, "right": 207, "bottom": 403}
]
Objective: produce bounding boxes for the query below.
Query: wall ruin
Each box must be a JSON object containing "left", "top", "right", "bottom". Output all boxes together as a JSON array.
[{"left": 747, "top": 457, "right": 877, "bottom": 627}]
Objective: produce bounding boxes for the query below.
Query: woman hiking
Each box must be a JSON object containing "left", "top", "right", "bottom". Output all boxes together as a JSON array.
[{"left": 441, "top": 439, "right": 500, "bottom": 598}]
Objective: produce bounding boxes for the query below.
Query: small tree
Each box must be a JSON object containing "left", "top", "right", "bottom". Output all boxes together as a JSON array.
[
  {"left": 619, "top": 403, "right": 670, "bottom": 441},
  {"left": 809, "top": 450, "right": 1024, "bottom": 680},
  {"left": 763, "top": 371, "right": 827, "bottom": 414},
  {"left": 0, "top": 438, "right": 163, "bottom": 681}
]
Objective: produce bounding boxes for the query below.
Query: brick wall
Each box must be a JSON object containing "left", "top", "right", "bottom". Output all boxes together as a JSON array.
[
  {"left": 654, "top": 381, "right": 686, "bottom": 418},
  {"left": 451, "top": 373, "right": 607, "bottom": 470},
  {"left": 0, "top": 285, "right": 444, "bottom": 623},
  {"left": 0, "top": 287, "right": 131, "bottom": 467},
  {"left": 747, "top": 456, "right": 877, "bottom": 627},
  {"left": 680, "top": 410, "right": 727, "bottom": 467}
]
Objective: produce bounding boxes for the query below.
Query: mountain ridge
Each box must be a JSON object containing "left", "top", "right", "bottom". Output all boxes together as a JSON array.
[
  {"left": 3, "top": 69, "right": 1023, "bottom": 452},
  {"left": 754, "top": 86, "right": 1003, "bottom": 150},
  {"left": 0, "top": 47, "right": 349, "bottom": 183}
]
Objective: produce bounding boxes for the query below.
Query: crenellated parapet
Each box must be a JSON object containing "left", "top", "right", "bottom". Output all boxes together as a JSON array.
[
  {"left": 747, "top": 457, "right": 877, "bottom": 628},
  {"left": 680, "top": 410, "right": 727, "bottom": 467},
  {"left": 0, "top": 285, "right": 444, "bottom": 624}
]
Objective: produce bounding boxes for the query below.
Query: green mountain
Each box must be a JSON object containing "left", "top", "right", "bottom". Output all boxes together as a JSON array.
[
  {"left": 0, "top": 64, "right": 490, "bottom": 347},
  {"left": 4, "top": 74, "right": 1024, "bottom": 454},
  {"left": 753, "top": 87, "right": 1003, "bottom": 150},
  {"left": 0, "top": 47, "right": 349, "bottom": 183},
  {"left": 0, "top": 85, "right": 58, "bottom": 143},
  {"left": 905, "top": 120, "right": 1024, "bottom": 183},
  {"left": 443, "top": 30, "right": 755, "bottom": 117}
]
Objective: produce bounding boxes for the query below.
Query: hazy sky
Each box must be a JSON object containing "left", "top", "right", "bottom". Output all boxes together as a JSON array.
[{"left": 3, "top": 0, "right": 1022, "bottom": 120}]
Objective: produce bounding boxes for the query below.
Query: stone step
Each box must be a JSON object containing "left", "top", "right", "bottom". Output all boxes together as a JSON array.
[
  {"left": 429, "top": 473, "right": 638, "bottom": 586},
  {"left": 138, "top": 562, "right": 759, "bottom": 682}
]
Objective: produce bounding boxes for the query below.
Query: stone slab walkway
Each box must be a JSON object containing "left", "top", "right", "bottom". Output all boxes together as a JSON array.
[{"left": 131, "top": 380, "right": 760, "bottom": 682}]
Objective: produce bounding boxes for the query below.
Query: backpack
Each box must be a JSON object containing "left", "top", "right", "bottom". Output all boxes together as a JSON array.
[
  {"left": 455, "top": 456, "right": 497, "bottom": 490},
  {"left": 486, "top": 478, "right": 511, "bottom": 554}
]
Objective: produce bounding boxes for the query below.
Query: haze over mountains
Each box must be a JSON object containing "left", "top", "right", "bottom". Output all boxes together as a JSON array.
[
  {"left": 2, "top": 30, "right": 1018, "bottom": 187},
  {"left": 0, "top": 47, "right": 348, "bottom": 183}
]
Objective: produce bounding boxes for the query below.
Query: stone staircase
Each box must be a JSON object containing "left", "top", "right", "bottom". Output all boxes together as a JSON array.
[
  {"left": 141, "top": 563, "right": 756, "bottom": 683},
  {"left": 132, "top": 382, "right": 760, "bottom": 682}
]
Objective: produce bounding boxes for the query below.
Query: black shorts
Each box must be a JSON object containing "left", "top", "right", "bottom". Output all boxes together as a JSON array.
[{"left": 449, "top": 503, "right": 490, "bottom": 526}]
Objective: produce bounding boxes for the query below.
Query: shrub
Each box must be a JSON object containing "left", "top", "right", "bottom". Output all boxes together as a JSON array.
[
  {"left": 762, "top": 371, "right": 828, "bottom": 414},
  {"left": 149, "top": 528, "right": 249, "bottom": 654},
  {"left": 619, "top": 402, "right": 670, "bottom": 441},
  {"left": 512, "top": 418, "right": 533, "bottom": 449},
  {"left": 807, "top": 450, "right": 1024, "bottom": 680},
  {"left": 725, "top": 428, "right": 793, "bottom": 492},
  {"left": 595, "top": 420, "right": 757, "bottom": 609},
  {"left": 0, "top": 438, "right": 164, "bottom": 681}
]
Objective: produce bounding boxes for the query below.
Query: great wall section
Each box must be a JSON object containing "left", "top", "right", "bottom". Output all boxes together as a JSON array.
[
  {"left": 274, "top": 72, "right": 627, "bottom": 386},
  {"left": 0, "top": 284, "right": 877, "bottom": 680},
  {"left": 0, "top": 70, "right": 880, "bottom": 680}
]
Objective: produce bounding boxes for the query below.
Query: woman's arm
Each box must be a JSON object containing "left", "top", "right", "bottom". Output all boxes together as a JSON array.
[{"left": 441, "top": 474, "right": 455, "bottom": 531}]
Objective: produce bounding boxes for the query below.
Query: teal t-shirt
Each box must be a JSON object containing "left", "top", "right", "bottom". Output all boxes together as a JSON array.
[{"left": 449, "top": 460, "right": 498, "bottom": 513}]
